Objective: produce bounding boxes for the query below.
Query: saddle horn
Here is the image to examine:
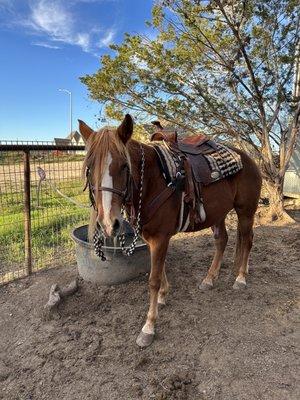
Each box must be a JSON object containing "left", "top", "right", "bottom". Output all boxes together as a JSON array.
[{"left": 151, "top": 120, "right": 164, "bottom": 131}]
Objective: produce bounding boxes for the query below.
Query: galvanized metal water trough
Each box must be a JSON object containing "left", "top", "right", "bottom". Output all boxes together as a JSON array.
[{"left": 71, "top": 223, "right": 150, "bottom": 285}]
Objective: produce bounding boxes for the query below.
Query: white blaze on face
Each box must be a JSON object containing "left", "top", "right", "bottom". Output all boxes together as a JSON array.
[{"left": 101, "top": 152, "right": 113, "bottom": 229}]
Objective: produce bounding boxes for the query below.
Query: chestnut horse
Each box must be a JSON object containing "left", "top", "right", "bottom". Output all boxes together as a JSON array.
[{"left": 79, "top": 114, "right": 262, "bottom": 348}]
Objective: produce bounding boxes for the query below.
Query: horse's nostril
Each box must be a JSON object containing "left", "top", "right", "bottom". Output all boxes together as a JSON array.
[{"left": 113, "top": 219, "right": 120, "bottom": 231}]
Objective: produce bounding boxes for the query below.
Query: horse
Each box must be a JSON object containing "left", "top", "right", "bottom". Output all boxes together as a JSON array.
[{"left": 78, "top": 114, "right": 262, "bottom": 348}]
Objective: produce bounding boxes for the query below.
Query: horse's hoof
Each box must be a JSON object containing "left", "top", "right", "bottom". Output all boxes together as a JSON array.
[
  {"left": 136, "top": 331, "right": 155, "bottom": 348},
  {"left": 199, "top": 282, "right": 213, "bottom": 291},
  {"left": 233, "top": 281, "right": 246, "bottom": 290}
]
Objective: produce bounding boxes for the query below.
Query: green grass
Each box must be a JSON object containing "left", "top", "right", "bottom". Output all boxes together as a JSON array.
[
  {"left": 0, "top": 178, "right": 90, "bottom": 280},
  {"left": 0, "top": 151, "right": 84, "bottom": 165}
]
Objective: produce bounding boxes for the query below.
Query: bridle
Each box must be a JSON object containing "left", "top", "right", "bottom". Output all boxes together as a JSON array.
[
  {"left": 85, "top": 164, "right": 132, "bottom": 210},
  {"left": 84, "top": 143, "right": 145, "bottom": 261}
]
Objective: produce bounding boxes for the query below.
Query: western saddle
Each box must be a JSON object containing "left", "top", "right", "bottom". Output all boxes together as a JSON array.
[
  {"left": 150, "top": 121, "right": 222, "bottom": 226},
  {"left": 151, "top": 121, "right": 220, "bottom": 183}
]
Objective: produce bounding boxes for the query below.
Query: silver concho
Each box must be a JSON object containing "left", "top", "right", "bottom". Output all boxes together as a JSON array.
[{"left": 211, "top": 171, "right": 220, "bottom": 179}]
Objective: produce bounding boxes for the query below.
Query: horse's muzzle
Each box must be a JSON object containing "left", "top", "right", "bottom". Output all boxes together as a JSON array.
[
  {"left": 111, "top": 218, "right": 121, "bottom": 236},
  {"left": 99, "top": 217, "right": 122, "bottom": 238}
]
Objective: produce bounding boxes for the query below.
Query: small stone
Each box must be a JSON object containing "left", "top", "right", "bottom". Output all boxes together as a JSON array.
[
  {"left": 0, "top": 362, "right": 10, "bottom": 382},
  {"left": 173, "top": 381, "right": 182, "bottom": 390}
]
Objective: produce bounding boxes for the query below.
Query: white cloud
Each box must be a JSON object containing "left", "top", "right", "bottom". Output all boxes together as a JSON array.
[
  {"left": 30, "top": 1, "right": 71, "bottom": 36},
  {"left": 4, "top": 0, "right": 117, "bottom": 54},
  {"left": 26, "top": 0, "right": 92, "bottom": 50},
  {"left": 98, "top": 29, "right": 115, "bottom": 47},
  {"left": 32, "top": 41, "right": 61, "bottom": 49},
  {"left": 75, "top": 33, "right": 90, "bottom": 51}
]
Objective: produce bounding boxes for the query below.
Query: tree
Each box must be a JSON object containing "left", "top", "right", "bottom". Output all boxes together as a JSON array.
[{"left": 81, "top": 0, "right": 300, "bottom": 219}]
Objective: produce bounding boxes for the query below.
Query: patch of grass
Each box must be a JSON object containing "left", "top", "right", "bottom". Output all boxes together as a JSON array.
[
  {"left": 0, "top": 151, "right": 84, "bottom": 165},
  {"left": 0, "top": 178, "right": 90, "bottom": 279}
]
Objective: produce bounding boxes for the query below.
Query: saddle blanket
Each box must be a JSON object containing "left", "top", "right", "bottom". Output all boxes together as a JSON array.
[
  {"left": 200, "top": 142, "right": 243, "bottom": 183},
  {"left": 151, "top": 140, "right": 243, "bottom": 231}
]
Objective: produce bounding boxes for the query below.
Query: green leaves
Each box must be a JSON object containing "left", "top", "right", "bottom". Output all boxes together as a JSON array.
[
  {"left": 80, "top": 0, "right": 299, "bottom": 169},
  {"left": 152, "top": 4, "right": 164, "bottom": 28}
]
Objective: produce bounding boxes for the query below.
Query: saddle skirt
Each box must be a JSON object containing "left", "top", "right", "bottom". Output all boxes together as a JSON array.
[{"left": 186, "top": 141, "right": 243, "bottom": 185}]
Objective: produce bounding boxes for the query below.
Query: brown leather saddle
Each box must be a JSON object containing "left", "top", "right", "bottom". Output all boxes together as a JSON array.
[
  {"left": 150, "top": 121, "right": 224, "bottom": 227},
  {"left": 151, "top": 122, "right": 218, "bottom": 185}
]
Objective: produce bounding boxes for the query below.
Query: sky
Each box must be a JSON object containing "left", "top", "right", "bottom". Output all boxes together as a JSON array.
[{"left": 0, "top": 0, "right": 154, "bottom": 141}]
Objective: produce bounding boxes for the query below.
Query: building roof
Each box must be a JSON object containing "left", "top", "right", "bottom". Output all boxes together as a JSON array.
[
  {"left": 67, "top": 131, "right": 82, "bottom": 143},
  {"left": 54, "top": 138, "right": 72, "bottom": 146},
  {"left": 53, "top": 131, "right": 84, "bottom": 146}
]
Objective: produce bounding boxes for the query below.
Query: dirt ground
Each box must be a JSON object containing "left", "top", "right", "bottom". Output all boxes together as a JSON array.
[{"left": 0, "top": 213, "right": 299, "bottom": 400}]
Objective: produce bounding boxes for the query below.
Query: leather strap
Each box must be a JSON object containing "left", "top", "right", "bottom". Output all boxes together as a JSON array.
[
  {"left": 91, "top": 167, "right": 132, "bottom": 200},
  {"left": 95, "top": 186, "right": 127, "bottom": 198},
  {"left": 152, "top": 145, "right": 172, "bottom": 184},
  {"left": 183, "top": 158, "right": 195, "bottom": 205},
  {"left": 142, "top": 185, "right": 177, "bottom": 225}
]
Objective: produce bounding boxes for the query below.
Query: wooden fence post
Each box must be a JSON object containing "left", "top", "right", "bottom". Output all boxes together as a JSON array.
[{"left": 24, "top": 150, "right": 32, "bottom": 275}]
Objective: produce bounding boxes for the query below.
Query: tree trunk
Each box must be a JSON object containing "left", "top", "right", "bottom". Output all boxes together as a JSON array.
[
  {"left": 264, "top": 179, "right": 293, "bottom": 222},
  {"left": 265, "top": 180, "right": 284, "bottom": 220}
]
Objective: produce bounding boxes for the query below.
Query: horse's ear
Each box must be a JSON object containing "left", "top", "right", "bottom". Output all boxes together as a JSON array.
[
  {"left": 78, "top": 120, "right": 94, "bottom": 143},
  {"left": 117, "top": 114, "right": 133, "bottom": 144}
]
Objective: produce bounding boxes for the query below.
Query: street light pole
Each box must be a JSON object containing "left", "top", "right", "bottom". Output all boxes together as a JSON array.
[{"left": 59, "top": 88, "right": 72, "bottom": 134}]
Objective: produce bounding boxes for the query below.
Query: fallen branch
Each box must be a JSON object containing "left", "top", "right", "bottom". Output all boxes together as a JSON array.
[{"left": 44, "top": 278, "right": 79, "bottom": 310}]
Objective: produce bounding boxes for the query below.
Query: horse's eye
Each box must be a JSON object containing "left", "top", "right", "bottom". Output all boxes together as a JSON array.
[{"left": 121, "top": 164, "right": 128, "bottom": 171}]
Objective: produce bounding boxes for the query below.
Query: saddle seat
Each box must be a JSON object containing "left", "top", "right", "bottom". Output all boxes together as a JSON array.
[
  {"left": 178, "top": 134, "right": 209, "bottom": 153},
  {"left": 179, "top": 135, "right": 220, "bottom": 184}
]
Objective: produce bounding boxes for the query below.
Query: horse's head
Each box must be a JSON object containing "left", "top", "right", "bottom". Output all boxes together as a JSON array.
[{"left": 79, "top": 114, "right": 133, "bottom": 238}]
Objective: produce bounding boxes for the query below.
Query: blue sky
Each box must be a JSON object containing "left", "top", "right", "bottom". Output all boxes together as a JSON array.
[{"left": 0, "top": 0, "right": 154, "bottom": 141}]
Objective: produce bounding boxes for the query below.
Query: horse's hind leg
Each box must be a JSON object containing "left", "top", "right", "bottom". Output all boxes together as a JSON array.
[
  {"left": 232, "top": 211, "right": 254, "bottom": 290},
  {"left": 199, "top": 218, "right": 228, "bottom": 290},
  {"left": 158, "top": 264, "right": 169, "bottom": 305}
]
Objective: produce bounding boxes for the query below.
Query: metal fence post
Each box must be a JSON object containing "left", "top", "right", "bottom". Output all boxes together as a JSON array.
[{"left": 24, "top": 150, "right": 32, "bottom": 275}]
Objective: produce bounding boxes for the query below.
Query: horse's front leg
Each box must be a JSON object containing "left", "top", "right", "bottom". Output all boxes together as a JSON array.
[
  {"left": 158, "top": 264, "right": 169, "bottom": 305},
  {"left": 136, "top": 235, "right": 170, "bottom": 348}
]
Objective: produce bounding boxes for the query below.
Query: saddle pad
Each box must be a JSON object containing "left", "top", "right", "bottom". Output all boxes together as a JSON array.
[
  {"left": 151, "top": 142, "right": 191, "bottom": 231},
  {"left": 151, "top": 141, "right": 180, "bottom": 184},
  {"left": 200, "top": 143, "right": 243, "bottom": 184}
]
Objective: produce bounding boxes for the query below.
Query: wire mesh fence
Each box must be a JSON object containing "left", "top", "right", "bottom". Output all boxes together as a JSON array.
[{"left": 0, "top": 144, "right": 89, "bottom": 285}]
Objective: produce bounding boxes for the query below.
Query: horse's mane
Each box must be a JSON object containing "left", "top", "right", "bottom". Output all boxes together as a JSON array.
[
  {"left": 83, "top": 127, "right": 131, "bottom": 239},
  {"left": 83, "top": 127, "right": 130, "bottom": 182}
]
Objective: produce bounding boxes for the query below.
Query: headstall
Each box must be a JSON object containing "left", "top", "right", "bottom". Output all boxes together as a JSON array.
[{"left": 84, "top": 144, "right": 145, "bottom": 261}]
